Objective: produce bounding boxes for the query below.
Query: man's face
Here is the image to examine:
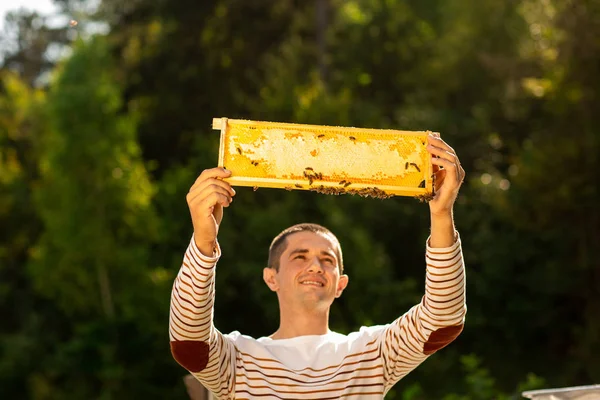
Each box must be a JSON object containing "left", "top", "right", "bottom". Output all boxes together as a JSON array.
[{"left": 263, "top": 231, "right": 349, "bottom": 311}]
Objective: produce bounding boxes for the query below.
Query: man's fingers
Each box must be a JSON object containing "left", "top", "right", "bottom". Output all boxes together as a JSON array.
[
  {"left": 200, "top": 166, "right": 231, "bottom": 180},
  {"left": 196, "top": 192, "right": 232, "bottom": 215},
  {"left": 432, "top": 157, "right": 465, "bottom": 183},
  {"left": 188, "top": 184, "right": 233, "bottom": 205},
  {"left": 189, "top": 177, "right": 236, "bottom": 198},
  {"left": 428, "top": 144, "right": 459, "bottom": 165},
  {"left": 191, "top": 167, "right": 232, "bottom": 190},
  {"left": 428, "top": 134, "right": 456, "bottom": 155},
  {"left": 432, "top": 157, "right": 459, "bottom": 182}
]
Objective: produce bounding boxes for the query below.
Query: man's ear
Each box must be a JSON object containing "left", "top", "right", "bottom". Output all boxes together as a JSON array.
[
  {"left": 335, "top": 274, "right": 349, "bottom": 298},
  {"left": 263, "top": 267, "right": 279, "bottom": 292}
]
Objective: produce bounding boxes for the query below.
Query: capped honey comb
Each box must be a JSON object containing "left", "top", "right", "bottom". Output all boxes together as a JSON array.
[{"left": 213, "top": 118, "right": 434, "bottom": 199}]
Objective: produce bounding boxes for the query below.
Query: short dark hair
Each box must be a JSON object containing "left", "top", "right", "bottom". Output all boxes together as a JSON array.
[{"left": 268, "top": 223, "right": 344, "bottom": 273}]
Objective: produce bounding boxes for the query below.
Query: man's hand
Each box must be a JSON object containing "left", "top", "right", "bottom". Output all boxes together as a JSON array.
[
  {"left": 426, "top": 133, "right": 466, "bottom": 216},
  {"left": 186, "top": 167, "right": 235, "bottom": 256}
]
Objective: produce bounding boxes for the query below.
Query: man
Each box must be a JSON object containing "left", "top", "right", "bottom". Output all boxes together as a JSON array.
[{"left": 170, "top": 133, "right": 467, "bottom": 399}]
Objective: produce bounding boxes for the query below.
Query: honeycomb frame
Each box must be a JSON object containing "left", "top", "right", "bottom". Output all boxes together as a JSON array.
[{"left": 213, "top": 117, "right": 434, "bottom": 198}]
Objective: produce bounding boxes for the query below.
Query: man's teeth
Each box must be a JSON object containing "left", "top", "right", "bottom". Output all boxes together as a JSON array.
[{"left": 301, "top": 281, "right": 324, "bottom": 287}]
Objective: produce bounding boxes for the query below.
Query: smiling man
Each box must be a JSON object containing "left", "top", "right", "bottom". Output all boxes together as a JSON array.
[
  {"left": 169, "top": 133, "right": 467, "bottom": 399},
  {"left": 262, "top": 224, "right": 348, "bottom": 341}
]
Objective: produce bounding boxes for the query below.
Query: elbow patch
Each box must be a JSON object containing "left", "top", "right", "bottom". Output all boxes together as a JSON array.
[
  {"left": 170, "top": 340, "right": 210, "bottom": 373},
  {"left": 423, "top": 324, "right": 464, "bottom": 355}
]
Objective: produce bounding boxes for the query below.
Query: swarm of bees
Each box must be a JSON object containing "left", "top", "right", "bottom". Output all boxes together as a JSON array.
[
  {"left": 414, "top": 192, "right": 435, "bottom": 203},
  {"left": 414, "top": 173, "right": 436, "bottom": 202},
  {"left": 298, "top": 166, "right": 392, "bottom": 199},
  {"left": 256, "top": 181, "right": 432, "bottom": 201},
  {"left": 303, "top": 167, "right": 323, "bottom": 185},
  {"left": 244, "top": 157, "right": 432, "bottom": 202},
  {"left": 347, "top": 187, "right": 393, "bottom": 199},
  {"left": 307, "top": 185, "right": 393, "bottom": 199},
  {"left": 309, "top": 185, "right": 347, "bottom": 196}
]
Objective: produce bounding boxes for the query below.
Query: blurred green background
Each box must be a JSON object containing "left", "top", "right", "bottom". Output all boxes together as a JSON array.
[{"left": 1, "top": 0, "right": 598, "bottom": 399}]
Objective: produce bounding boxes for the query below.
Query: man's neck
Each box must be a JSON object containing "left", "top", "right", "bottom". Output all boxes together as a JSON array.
[{"left": 270, "top": 306, "right": 330, "bottom": 340}]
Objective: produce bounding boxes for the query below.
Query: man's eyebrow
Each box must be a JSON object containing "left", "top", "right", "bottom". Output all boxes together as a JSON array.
[
  {"left": 289, "top": 249, "right": 309, "bottom": 257},
  {"left": 289, "top": 248, "right": 336, "bottom": 260}
]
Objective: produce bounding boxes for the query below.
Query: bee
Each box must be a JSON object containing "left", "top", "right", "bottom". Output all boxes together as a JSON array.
[
  {"left": 295, "top": 184, "right": 302, "bottom": 188},
  {"left": 251, "top": 161, "right": 259, "bottom": 166},
  {"left": 316, "top": 172, "right": 323, "bottom": 180},
  {"left": 308, "top": 177, "right": 314, "bottom": 185},
  {"left": 344, "top": 181, "right": 352, "bottom": 187},
  {"left": 415, "top": 192, "right": 435, "bottom": 203},
  {"left": 339, "top": 180, "right": 346, "bottom": 185},
  {"left": 318, "top": 134, "right": 325, "bottom": 138},
  {"left": 236, "top": 147, "right": 242, "bottom": 155},
  {"left": 405, "top": 162, "right": 409, "bottom": 170},
  {"left": 305, "top": 167, "right": 314, "bottom": 171},
  {"left": 418, "top": 180, "right": 425, "bottom": 188},
  {"left": 349, "top": 136, "right": 356, "bottom": 141},
  {"left": 253, "top": 186, "right": 258, "bottom": 191},
  {"left": 410, "top": 163, "right": 421, "bottom": 172}
]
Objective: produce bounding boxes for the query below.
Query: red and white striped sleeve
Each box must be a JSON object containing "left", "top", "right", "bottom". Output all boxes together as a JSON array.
[
  {"left": 381, "top": 232, "right": 466, "bottom": 392},
  {"left": 169, "top": 236, "right": 236, "bottom": 399}
]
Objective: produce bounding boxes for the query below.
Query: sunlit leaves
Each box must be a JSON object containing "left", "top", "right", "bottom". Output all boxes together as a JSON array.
[{"left": 30, "top": 36, "right": 158, "bottom": 317}]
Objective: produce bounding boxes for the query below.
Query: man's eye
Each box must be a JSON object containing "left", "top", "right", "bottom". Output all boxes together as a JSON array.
[
  {"left": 294, "top": 255, "right": 306, "bottom": 260},
  {"left": 322, "top": 258, "right": 334, "bottom": 264}
]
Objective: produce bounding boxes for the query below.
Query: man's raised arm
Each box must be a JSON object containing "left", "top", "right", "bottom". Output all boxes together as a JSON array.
[
  {"left": 381, "top": 134, "right": 468, "bottom": 392},
  {"left": 169, "top": 168, "right": 236, "bottom": 399}
]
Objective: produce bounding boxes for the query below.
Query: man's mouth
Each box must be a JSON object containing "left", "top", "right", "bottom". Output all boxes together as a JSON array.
[{"left": 300, "top": 280, "right": 325, "bottom": 287}]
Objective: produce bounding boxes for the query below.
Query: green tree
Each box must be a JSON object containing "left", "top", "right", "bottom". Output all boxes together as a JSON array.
[
  {"left": 0, "top": 70, "right": 46, "bottom": 396},
  {"left": 25, "top": 35, "right": 170, "bottom": 398},
  {"left": 483, "top": 0, "right": 600, "bottom": 385}
]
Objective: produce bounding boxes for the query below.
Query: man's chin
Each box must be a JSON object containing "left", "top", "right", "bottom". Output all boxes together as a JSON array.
[{"left": 298, "top": 294, "right": 334, "bottom": 309}]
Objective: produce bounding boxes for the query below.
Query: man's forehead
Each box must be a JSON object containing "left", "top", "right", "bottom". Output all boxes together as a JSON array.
[{"left": 284, "top": 231, "right": 337, "bottom": 251}]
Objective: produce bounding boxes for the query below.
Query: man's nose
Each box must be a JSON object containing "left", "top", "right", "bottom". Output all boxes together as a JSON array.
[{"left": 307, "top": 258, "right": 324, "bottom": 273}]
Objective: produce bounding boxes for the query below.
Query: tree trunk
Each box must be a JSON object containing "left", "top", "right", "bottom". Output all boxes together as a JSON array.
[{"left": 98, "top": 261, "right": 115, "bottom": 319}]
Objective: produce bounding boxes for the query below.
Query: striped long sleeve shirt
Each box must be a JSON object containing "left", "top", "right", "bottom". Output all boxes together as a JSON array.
[{"left": 169, "top": 233, "right": 466, "bottom": 399}]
